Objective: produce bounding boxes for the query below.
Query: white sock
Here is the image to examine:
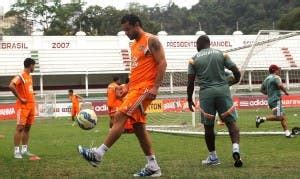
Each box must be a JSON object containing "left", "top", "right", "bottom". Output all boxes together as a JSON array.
[
  {"left": 21, "top": 145, "right": 28, "bottom": 153},
  {"left": 232, "top": 143, "right": 239, "bottom": 153},
  {"left": 14, "top": 146, "right": 20, "bottom": 154},
  {"left": 146, "top": 155, "right": 159, "bottom": 170},
  {"left": 285, "top": 130, "right": 291, "bottom": 136},
  {"left": 95, "top": 144, "right": 109, "bottom": 160},
  {"left": 209, "top": 151, "right": 217, "bottom": 160}
]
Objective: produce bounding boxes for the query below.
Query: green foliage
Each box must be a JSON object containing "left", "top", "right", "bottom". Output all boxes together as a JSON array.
[
  {"left": 3, "top": 0, "right": 299, "bottom": 35},
  {"left": 278, "top": 7, "right": 300, "bottom": 30},
  {"left": 3, "top": 22, "right": 28, "bottom": 35}
]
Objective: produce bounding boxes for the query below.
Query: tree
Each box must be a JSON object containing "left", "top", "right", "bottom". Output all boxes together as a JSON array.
[
  {"left": 3, "top": 10, "right": 29, "bottom": 35},
  {"left": 2, "top": 20, "right": 28, "bottom": 35},
  {"left": 46, "top": 3, "right": 83, "bottom": 35},
  {"left": 79, "top": 5, "right": 125, "bottom": 35},
  {"left": 6, "top": 0, "right": 83, "bottom": 35},
  {"left": 278, "top": 7, "right": 300, "bottom": 30}
]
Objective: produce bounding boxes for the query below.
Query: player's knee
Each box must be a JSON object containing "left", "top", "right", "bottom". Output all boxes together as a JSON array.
[
  {"left": 133, "top": 122, "right": 145, "bottom": 130},
  {"left": 24, "top": 125, "right": 31, "bottom": 132},
  {"left": 276, "top": 116, "right": 284, "bottom": 121},
  {"left": 16, "top": 125, "right": 25, "bottom": 133}
]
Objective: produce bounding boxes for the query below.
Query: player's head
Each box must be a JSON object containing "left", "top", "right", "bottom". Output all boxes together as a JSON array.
[
  {"left": 68, "top": 89, "right": 73, "bottom": 96},
  {"left": 113, "top": 76, "right": 121, "bottom": 85},
  {"left": 269, "top": 64, "right": 281, "bottom": 74},
  {"left": 24, "top": 58, "right": 35, "bottom": 73},
  {"left": 196, "top": 35, "right": 210, "bottom": 52},
  {"left": 121, "top": 14, "right": 143, "bottom": 40}
]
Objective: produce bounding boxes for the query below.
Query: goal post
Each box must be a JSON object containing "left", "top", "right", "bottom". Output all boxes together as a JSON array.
[
  {"left": 35, "top": 93, "right": 57, "bottom": 119},
  {"left": 146, "top": 30, "right": 300, "bottom": 135}
]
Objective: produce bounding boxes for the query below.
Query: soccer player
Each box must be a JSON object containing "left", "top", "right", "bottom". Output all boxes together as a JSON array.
[
  {"left": 78, "top": 14, "right": 167, "bottom": 177},
  {"left": 9, "top": 58, "right": 37, "bottom": 159},
  {"left": 187, "top": 35, "right": 243, "bottom": 167},
  {"left": 256, "top": 64, "right": 294, "bottom": 138},
  {"left": 118, "top": 78, "right": 134, "bottom": 133},
  {"left": 68, "top": 89, "right": 83, "bottom": 121},
  {"left": 107, "top": 76, "right": 122, "bottom": 129}
]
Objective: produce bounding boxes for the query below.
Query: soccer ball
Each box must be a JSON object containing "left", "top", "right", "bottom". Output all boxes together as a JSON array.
[
  {"left": 225, "top": 70, "right": 235, "bottom": 86},
  {"left": 76, "top": 109, "right": 98, "bottom": 130}
]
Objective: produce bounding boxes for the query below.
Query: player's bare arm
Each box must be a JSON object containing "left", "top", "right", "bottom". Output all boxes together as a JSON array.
[
  {"left": 260, "top": 85, "right": 267, "bottom": 95},
  {"left": 278, "top": 83, "right": 289, "bottom": 95},
  {"left": 229, "top": 66, "right": 241, "bottom": 85},
  {"left": 8, "top": 80, "right": 27, "bottom": 104},
  {"left": 224, "top": 53, "right": 241, "bottom": 85},
  {"left": 76, "top": 94, "right": 84, "bottom": 101},
  {"left": 148, "top": 36, "right": 167, "bottom": 98},
  {"left": 187, "top": 74, "right": 195, "bottom": 112}
]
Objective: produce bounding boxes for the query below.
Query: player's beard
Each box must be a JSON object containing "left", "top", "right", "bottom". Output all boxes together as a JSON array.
[{"left": 128, "top": 31, "right": 138, "bottom": 40}]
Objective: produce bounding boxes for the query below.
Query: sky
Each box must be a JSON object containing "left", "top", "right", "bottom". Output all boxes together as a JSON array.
[{"left": 0, "top": 0, "right": 199, "bottom": 14}]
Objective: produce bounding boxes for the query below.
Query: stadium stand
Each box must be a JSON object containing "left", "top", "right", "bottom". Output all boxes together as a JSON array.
[
  {"left": 0, "top": 33, "right": 299, "bottom": 95},
  {"left": 38, "top": 49, "right": 125, "bottom": 74}
]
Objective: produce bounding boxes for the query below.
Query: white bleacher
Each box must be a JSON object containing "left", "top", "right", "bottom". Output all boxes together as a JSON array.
[
  {"left": 0, "top": 34, "right": 299, "bottom": 76},
  {"left": 38, "top": 49, "right": 126, "bottom": 74},
  {"left": 286, "top": 36, "right": 300, "bottom": 65},
  {"left": 0, "top": 50, "right": 31, "bottom": 76},
  {"left": 164, "top": 48, "right": 197, "bottom": 71},
  {"left": 228, "top": 46, "right": 291, "bottom": 70}
]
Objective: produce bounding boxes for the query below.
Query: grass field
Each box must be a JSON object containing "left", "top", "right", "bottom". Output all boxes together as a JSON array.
[{"left": 0, "top": 108, "right": 300, "bottom": 178}]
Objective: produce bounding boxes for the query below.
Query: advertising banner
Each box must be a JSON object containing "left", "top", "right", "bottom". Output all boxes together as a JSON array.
[
  {"left": 54, "top": 103, "right": 72, "bottom": 117},
  {"left": 92, "top": 101, "right": 108, "bottom": 115},
  {"left": 146, "top": 100, "right": 163, "bottom": 113},
  {"left": 2, "top": 95, "right": 300, "bottom": 119},
  {"left": 0, "top": 104, "right": 16, "bottom": 120}
]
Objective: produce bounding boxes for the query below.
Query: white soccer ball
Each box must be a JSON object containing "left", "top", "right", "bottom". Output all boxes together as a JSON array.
[{"left": 76, "top": 109, "right": 98, "bottom": 130}]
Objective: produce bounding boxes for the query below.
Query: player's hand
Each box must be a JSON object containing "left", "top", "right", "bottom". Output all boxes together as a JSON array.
[
  {"left": 188, "top": 99, "right": 195, "bottom": 112},
  {"left": 285, "top": 92, "right": 289, "bottom": 96},
  {"left": 146, "top": 88, "right": 158, "bottom": 100},
  {"left": 20, "top": 98, "right": 27, "bottom": 104}
]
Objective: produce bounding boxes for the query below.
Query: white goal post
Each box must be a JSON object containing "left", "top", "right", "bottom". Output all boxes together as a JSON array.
[{"left": 35, "top": 93, "right": 57, "bottom": 119}]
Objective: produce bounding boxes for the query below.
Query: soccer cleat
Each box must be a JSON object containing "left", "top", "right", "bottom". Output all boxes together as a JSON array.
[
  {"left": 133, "top": 165, "right": 161, "bottom": 177},
  {"left": 286, "top": 134, "right": 295, "bottom": 138},
  {"left": 201, "top": 156, "right": 220, "bottom": 166},
  {"left": 21, "top": 151, "right": 35, "bottom": 157},
  {"left": 232, "top": 152, "right": 243, "bottom": 168},
  {"left": 77, "top": 145, "right": 101, "bottom": 167},
  {"left": 14, "top": 152, "right": 23, "bottom": 159},
  {"left": 255, "top": 116, "right": 264, "bottom": 128}
]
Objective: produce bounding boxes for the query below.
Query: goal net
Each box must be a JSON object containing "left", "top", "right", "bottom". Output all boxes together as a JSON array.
[
  {"left": 147, "top": 30, "right": 300, "bottom": 135},
  {"left": 35, "top": 93, "right": 57, "bottom": 119}
]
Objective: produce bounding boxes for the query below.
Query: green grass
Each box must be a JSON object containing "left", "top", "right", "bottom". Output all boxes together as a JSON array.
[{"left": 0, "top": 109, "right": 300, "bottom": 178}]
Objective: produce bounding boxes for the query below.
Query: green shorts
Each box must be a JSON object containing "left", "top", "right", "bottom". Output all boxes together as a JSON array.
[
  {"left": 269, "top": 100, "right": 285, "bottom": 116},
  {"left": 199, "top": 96, "right": 237, "bottom": 126}
]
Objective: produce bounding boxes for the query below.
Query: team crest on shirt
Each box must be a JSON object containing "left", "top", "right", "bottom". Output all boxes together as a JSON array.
[
  {"left": 131, "top": 56, "right": 138, "bottom": 69},
  {"left": 138, "top": 45, "right": 145, "bottom": 51}
]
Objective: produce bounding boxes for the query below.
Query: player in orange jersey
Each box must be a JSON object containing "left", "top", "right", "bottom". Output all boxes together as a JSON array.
[
  {"left": 9, "top": 58, "right": 38, "bottom": 159},
  {"left": 108, "top": 77, "right": 133, "bottom": 133},
  {"left": 117, "top": 78, "right": 134, "bottom": 133},
  {"left": 68, "top": 89, "right": 83, "bottom": 121},
  {"left": 78, "top": 14, "right": 167, "bottom": 177},
  {"left": 107, "top": 77, "right": 121, "bottom": 129}
]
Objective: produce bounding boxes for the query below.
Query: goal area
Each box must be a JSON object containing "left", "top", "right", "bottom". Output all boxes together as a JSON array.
[
  {"left": 146, "top": 30, "right": 300, "bottom": 136},
  {"left": 35, "top": 93, "right": 57, "bottom": 119}
]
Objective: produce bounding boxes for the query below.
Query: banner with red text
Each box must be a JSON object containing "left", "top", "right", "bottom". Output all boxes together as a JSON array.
[{"left": 0, "top": 104, "right": 16, "bottom": 120}]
